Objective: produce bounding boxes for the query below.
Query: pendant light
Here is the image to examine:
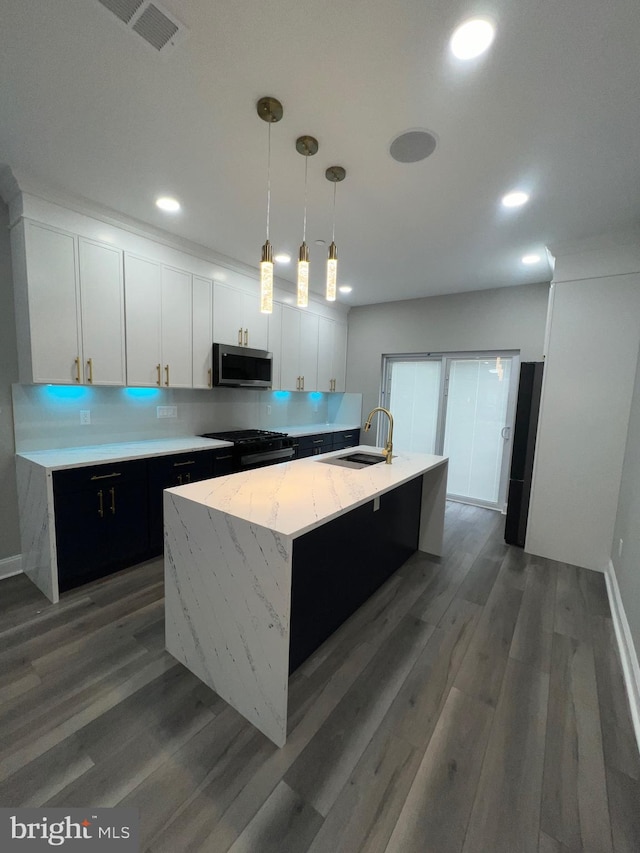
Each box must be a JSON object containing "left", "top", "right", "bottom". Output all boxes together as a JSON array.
[
  {"left": 325, "top": 166, "right": 346, "bottom": 301},
  {"left": 256, "top": 97, "right": 284, "bottom": 314},
  {"left": 295, "top": 135, "right": 319, "bottom": 308}
]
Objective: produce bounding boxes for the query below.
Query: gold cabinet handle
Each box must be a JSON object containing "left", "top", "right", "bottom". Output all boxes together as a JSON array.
[
  {"left": 86, "top": 358, "right": 93, "bottom": 384},
  {"left": 165, "top": 364, "right": 170, "bottom": 386},
  {"left": 109, "top": 486, "right": 116, "bottom": 515},
  {"left": 208, "top": 367, "right": 212, "bottom": 388},
  {"left": 185, "top": 472, "right": 191, "bottom": 483},
  {"left": 177, "top": 473, "right": 183, "bottom": 485},
  {"left": 156, "top": 363, "right": 161, "bottom": 386},
  {"left": 301, "top": 376, "right": 305, "bottom": 391},
  {"left": 244, "top": 328, "right": 248, "bottom": 346},
  {"left": 90, "top": 471, "right": 122, "bottom": 481},
  {"left": 238, "top": 328, "right": 243, "bottom": 345},
  {"left": 74, "top": 356, "right": 81, "bottom": 383},
  {"left": 97, "top": 489, "right": 104, "bottom": 517}
]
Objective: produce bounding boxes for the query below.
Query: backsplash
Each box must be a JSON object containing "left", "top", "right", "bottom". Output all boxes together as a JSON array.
[{"left": 12, "top": 384, "right": 363, "bottom": 452}]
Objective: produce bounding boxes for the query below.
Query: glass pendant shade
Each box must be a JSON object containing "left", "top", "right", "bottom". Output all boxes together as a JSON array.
[
  {"left": 260, "top": 240, "right": 274, "bottom": 314},
  {"left": 326, "top": 241, "right": 338, "bottom": 301},
  {"left": 297, "top": 241, "right": 309, "bottom": 307}
]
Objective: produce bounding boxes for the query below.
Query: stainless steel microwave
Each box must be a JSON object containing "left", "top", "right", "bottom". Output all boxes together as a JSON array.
[{"left": 212, "top": 343, "right": 273, "bottom": 388}]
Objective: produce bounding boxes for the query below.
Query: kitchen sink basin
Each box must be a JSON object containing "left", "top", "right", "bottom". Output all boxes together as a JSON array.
[{"left": 320, "top": 451, "right": 387, "bottom": 469}]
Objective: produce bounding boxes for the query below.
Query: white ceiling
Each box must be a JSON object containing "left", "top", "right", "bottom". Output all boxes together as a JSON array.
[{"left": 1, "top": 0, "right": 639, "bottom": 306}]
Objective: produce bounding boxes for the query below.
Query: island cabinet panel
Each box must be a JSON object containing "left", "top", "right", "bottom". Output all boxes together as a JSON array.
[
  {"left": 53, "top": 459, "right": 150, "bottom": 593},
  {"left": 289, "top": 474, "right": 423, "bottom": 672},
  {"left": 332, "top": 428, "right": 360, "bottom": 451}
]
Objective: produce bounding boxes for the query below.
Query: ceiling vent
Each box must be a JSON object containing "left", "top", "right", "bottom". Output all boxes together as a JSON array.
[
  {"left": 96, "top": 0, "right": 188, "bottom": 54},
  {"left": 390, "top": 130, "right": 438, "bottom": 163}
]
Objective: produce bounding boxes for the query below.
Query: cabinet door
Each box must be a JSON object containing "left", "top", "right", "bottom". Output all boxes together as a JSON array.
[
  {"left": 78, "top": 238, "right": 125, "bottom": 386},
  {"left": 267, "top": 302, "right": 282, "bottom": 390},
  {"left": 54, "top": 483, "right": 110, "bottom": 592},
  {"left": 161, "top": 266, "right": 192, "bottom": 388},
  {"left": 299, "top": 312, "right": 319, "bottom": 392},
  {"left": 316, "top": 317, "right": 334, "bottom": 393},
  {"left": 280, "top": 306, "right": 301, "bottom": 391},
  {"left": 213, "top": 283, "right": 245, "bottom": 346},
  {"left": 192, "top": 276, "right": 213, "bottom": 389},
  {"left": 124, "top": 254, "right": 162, "bottom": 387},
  {"left": 243, "top": 291, "right": 269, "bottom": 350},
  {"left": 333, "top": 322, "right": 348, "bottom": 392},
  {"left": 23, "top": 222, "right": 81, "bottom": 384},
  {"left": 104, "top": 478, "right": 150, "bottom": 566}
]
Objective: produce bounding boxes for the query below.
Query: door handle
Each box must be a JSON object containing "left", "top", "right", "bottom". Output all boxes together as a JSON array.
[
  {"left": 74, "top": 356, "right": 81, "bottom": 383},
  {"left": 501, "top": 426, "right": 511, "bottom": 440},
  {"left": 86, "top": 358, "right": 93, "bottom": 384},
  {"left": 109, "top": 486, "right": 116, "bottom": 515},
  {"left": 165, "top": 364, "right": 170, "bottom": 386},
  {"left": 238, "top": 328, "right": 243, "bottom": 345},
  {"left": 244, "top": 328, "right": 248, "bottom": 346},
  {"left": 156, "top": 363, "right": 161, "bottom": 386},
  {"left": 97, "top": 489, "right": 104, "bottom": 518}
]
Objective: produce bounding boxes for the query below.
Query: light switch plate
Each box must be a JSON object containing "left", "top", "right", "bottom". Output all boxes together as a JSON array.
[
  {"left": 157, "top": 406, "right": 177, "bottom": 419},
  {"left": 80, "top": 410, "right": 91, "bottom": 425}
]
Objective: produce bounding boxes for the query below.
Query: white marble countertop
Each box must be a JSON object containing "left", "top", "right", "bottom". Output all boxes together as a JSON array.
[
  {"left": 167, "top": 445, "right": 447, "bottom": 539},
  {"left": 274, "top": 422, "right": 361, "bottom": 438},
  {"left": 16, "top": 437, "right": 234, "bottom": 471}
]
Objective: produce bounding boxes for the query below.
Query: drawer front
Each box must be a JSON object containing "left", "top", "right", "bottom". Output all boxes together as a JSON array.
[
  {"left": 148, "top": 450, "right": 214, "bottom": 485},
  {"left": 53, "top": 458, "right": 148, "bottom": 494},
  {"left": 298, "top": 433, "right": 332, "bottom": 451},
  {"left": 212, "top": 448, "right": 235, "bottom": 477},
  {"left": 333, "top": 429, "right": 360, "bottom": 447}
]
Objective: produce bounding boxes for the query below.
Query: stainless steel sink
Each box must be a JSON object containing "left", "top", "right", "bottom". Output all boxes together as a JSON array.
[{"left": 320, "top": 451, "right": 386, "bottom": 470}]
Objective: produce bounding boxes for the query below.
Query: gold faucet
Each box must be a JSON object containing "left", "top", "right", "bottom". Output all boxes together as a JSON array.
[{"left": 364, "top": 406, "right": 394, "bottom": 464}]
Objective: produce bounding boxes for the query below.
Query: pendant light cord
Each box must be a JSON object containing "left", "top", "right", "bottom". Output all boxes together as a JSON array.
[
  {"left": 331, "top": 181, "right": 337, "bottom": 242},
  {"left": 302, "top": 152, "right": 309, "bottom": 243},
  {"left": 265, "top": 119, "right": 272, "bottom": 241}
]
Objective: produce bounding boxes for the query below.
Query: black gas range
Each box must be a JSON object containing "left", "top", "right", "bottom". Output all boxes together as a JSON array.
[{"left": 200, "top": 429, "right": 296, "bottom": 471}]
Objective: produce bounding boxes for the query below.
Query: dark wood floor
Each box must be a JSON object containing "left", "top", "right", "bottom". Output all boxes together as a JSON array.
[{"left": 1, "top": 503, "right": 639, "bottom": 852}]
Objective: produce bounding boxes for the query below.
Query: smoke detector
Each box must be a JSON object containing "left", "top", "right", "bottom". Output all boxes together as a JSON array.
[{"left": 95, "top": 0, "right": 188, "bottom": 54}]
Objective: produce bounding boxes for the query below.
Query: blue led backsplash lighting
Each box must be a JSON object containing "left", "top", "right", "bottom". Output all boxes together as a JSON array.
[
  {"left": 273, "top": 391, "right": 291, "bottom": 401},
  {"left": 41, "top": 385, "right": 91, "bottom": 401},
  {"left": 308, "top": 392, "right": 323, "bottom": 401},
  {"left": 122, "top": 388, "right": 161, "bottom": 400}
]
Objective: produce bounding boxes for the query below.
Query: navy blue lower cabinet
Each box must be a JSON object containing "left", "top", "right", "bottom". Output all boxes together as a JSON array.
[
  {"left": 147, "top": 450, "right": 216, "bottom": 553},
  {"left": 288, "top": 475, "right": 423, "bottom": 673},
  {"left": 54, "top": 460, "right": 150, "bottom": 593}
]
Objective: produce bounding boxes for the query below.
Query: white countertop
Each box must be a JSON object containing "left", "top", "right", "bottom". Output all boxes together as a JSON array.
[
  {"left": 275, "top": 422, "right": 361, "bottom": 438},
  {"left": 167, "top": 445, "right": 447, "bottom": 539},
  {"left": 16, "top": 437, "right": 233, "bottom": 471}
]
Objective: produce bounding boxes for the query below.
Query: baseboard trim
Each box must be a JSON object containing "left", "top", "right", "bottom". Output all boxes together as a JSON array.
[
  {"left": 606, "top": 559, "right": 640, "bottom": 755},
  {"left": 0, "top": 554, "right": 23, "bottom": 580}
]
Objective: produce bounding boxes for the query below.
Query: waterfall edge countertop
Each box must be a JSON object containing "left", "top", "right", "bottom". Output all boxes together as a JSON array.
[
  {"left": 164, "top": 447, "right": 448, "bottom": 747},
  {"left": 15, "top": 437, "right": 233, "bottom": 471},
  {"left": 165, "top": 446, "right": 447, "bottom": 538}
]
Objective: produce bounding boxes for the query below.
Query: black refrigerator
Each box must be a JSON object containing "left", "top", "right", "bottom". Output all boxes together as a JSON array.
[{"left": 504, "top": 361, "right": 544, "bottom": 547}]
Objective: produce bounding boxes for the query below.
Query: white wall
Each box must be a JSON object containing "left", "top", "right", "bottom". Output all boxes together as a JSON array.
[
  {"left": 346, "top": 282, "right": 550, "bottom": 439},
  {"left": 0, "top": 201, "right": 21, "bottom": 562},
  {"left": 526, "top": 231, "right": 640, "bottom": 572},
  {"left": 611, "top": 346, "right": 640, "bottom": 658}
]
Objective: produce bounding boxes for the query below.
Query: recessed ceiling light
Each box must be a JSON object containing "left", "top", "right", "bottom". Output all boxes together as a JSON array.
[
  {"left": 156, "top": 196, "right": 181, "bottom": 212},
  {"left": 501, "top": 190, "right": 529, "bottom": 208},
  {"left": 522, "top": 253, "right": 541, "bottom": 265},
  {"left": 338, "top": 285, "right": 352, "bottom": 294},
  {"left": 450, "top": 18, "right": 495, "bottom": 60},
  {"left": 274, "top": 253, "right": 291, "bottom": 264}
]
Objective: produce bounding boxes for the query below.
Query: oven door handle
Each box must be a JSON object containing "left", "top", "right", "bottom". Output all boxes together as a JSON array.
[{"left": 239, "top": 447, "right": 295, "bottom": 467}]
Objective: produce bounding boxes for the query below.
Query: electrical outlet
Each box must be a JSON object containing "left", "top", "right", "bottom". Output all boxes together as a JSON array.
[
  {"left": 157, "top": 406, "right": 178, "bottom": 419},
  {"left": 618, "top": 538, "right": 624, "bottom": 558},
  {"left": 80, "top": 410, "right": 91, "bottom": 425},
  {"left": 266, "top": 405, "right": 272, "bottom": 416}
]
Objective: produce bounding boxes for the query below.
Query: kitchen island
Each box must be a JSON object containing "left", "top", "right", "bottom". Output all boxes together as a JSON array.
[{"left": 164, "top": 446, "right": 448, "bottom": 746}]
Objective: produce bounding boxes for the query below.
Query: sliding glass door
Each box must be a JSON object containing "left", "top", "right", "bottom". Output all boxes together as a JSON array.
[{"left": 382, "top": 352, "right": 519, "bottom": 509}]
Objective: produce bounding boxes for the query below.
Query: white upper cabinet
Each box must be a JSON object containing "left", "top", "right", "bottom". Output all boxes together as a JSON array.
[
  {"left": 192, "top": 275, "right": 213, "bottom": 389},
  {"left": 11, "top": 220, "right": 125, "bottom": 385},
  {"left": 213, "top": 282, "right": 269, "bottom": 351},
  {"left": 280, "top": 306, "right": 319, "bottom": 391},
  {"left": 161, "top": 266, "right": 192, "bottom": 388},
  {"left": 78, "top": 238, "right": 125, "bottom": 386},
  {"left": 317, "top": 317, "right": 348, "bottom": 392},
  {"left": 124, "top": 254, "right": 162, "bottom": 387},
  {"left": 124, "top": 256, "right": 193, "bottom": 388}
]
